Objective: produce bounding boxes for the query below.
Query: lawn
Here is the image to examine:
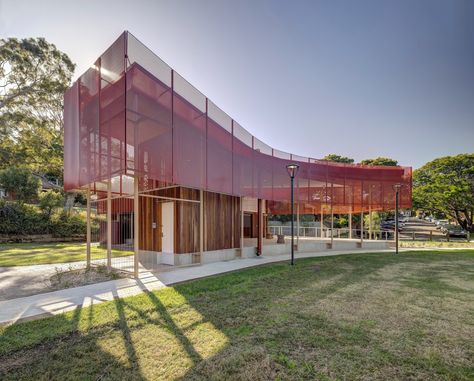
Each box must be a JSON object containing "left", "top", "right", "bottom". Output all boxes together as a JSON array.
[
  {"left": 0, "top": 242, "right": 132, "bottom": 266},
  {"left": 0, "top": 250, "right": 473, "bottom": 380}
]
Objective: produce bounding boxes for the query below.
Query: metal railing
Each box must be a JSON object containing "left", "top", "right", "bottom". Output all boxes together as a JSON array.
[
  {"left": 267, "top": 226, "right": 394, "bottom": 240},
  {"left": 267, "top": 226, "right": 472, "bottom": 242}
]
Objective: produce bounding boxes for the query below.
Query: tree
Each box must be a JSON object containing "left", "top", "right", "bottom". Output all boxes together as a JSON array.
[
  {"left": 322, "top": 154, "right": 355, "bottom": 164},
  {"left": 360, "top": 157, "right": 398, "bottom": 166},
  {"left": 364, "top": 211, "right": 381, "bottom": 232},
  {"left": 413, "top": 154, "right": 474, "bottom": 232},
  {"left": 0, "top": 37, "right": 75, "bottom": 180},
  {"left": 0, "top": 167, "right": 41, "bottom": 203},
  {"left": 38, "top": 190, "right": 64, "bottom": 218}
]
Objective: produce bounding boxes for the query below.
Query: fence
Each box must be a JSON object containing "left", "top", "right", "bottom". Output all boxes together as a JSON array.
[
  {"left": 267, "top": 226, "right": 471, "bottom": 242},
  {"left": 267, "top": 226, "right": 394, "bottom": 240}
]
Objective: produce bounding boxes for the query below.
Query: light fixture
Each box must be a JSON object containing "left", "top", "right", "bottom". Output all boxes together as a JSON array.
[{"left": 286, "top": 163, "right": 300, "bottom": 265}]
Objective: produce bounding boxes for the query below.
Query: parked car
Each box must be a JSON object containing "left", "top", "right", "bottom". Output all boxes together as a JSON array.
[
  {"left": 436, "top": 220, "right": 449, "bottom": 229},
  {"left": 445, "top": 226, "right": 467, "bottom": 238},
  {"left": 440, "top": 224, "right": 453, "bottom": 233}
]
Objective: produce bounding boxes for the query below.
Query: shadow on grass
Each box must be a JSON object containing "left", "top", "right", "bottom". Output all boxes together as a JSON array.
[{"left": 0, "top": 251, "right": 473, "bottom": 380}]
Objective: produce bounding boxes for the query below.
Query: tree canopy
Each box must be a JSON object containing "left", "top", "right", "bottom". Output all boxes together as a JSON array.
[
  {"left": 360, "top": 157, "right": 398, "bottom": 166},
  {"left": 413, "top": 154, "right": 474, "bottom": 232},
  {"left": 0, "top": 37, "right": 75, "bottom": 180},
  {"left": 322, "top": 154, "right": 355, "bottom": 164},
  {"left": 0, "top": 167, "right": 41, "bottom": 203}
]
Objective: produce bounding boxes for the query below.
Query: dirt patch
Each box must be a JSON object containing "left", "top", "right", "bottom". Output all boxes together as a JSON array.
[{"left": 49, "top": 265, "right": 126, "bottom": 291}]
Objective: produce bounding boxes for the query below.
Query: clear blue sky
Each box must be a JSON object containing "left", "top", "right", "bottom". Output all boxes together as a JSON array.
[{"left": 1, "top": 0, "right": 473, "bottom": 168}]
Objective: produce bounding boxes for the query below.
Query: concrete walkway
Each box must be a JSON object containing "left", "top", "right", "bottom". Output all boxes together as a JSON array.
[
  {"left": 0, "top": 248, "right": 404, "bottom": 325},
  {"left": 0, "top": 256, "right": 135, "bottom": 301}
]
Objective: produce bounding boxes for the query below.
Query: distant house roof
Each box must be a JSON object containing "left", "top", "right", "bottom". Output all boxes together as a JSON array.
[{"left": 33, "top": 174, "right": 61, "bottom": 191}]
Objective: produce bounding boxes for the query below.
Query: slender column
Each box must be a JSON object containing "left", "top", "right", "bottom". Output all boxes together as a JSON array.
[
  {"left": 296, "top": 202, "right": 300, "bottom": 249},
  {"left": 369, "top": 206, "right": 372, "bottom": 240},
  {"left": 330, "top": 204, "right": 334, "bottom": 248},
  {"left": 199, "top": 189, "right": 204, "bottom": 262},
  {"left": 320, "top": 205, "right": 324, "bottom": 238},
  {"left": 257, "top": 198, "right": 263, "bottom": 256},
  {"left": 240, "top": 196, "right": 244, "bottom": 255},
  {"left": 349, "top": 210, "right": 352, "bottom": 239},
  {"left": 330, "top": 183, "right": 334, "bottom": 247},
  {"left": 360, "top": 211, "right": 364, "bottom": 245},
  {"left": 86, "top": 186, "right": 91, "bottom": 269},
  {"left": 395, "top": 188, "right": 399, "bottom": 254},
  {"left": 133, "top": 176, "right": 139, "bottom": 278},
  {"left": 107, "top": 179, "right": 112, "bottom": 271},
  {"left": 231, "top": 195, "right": 234, "bottom": 248}
]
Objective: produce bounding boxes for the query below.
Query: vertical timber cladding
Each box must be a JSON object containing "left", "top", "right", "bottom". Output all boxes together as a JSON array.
[
  {"left": 138, "top": 197, "right": 161, "bottom": 252},
  {"left": 175, "top": 187, "right": 200, "bottom": 254},
  {"left": 204, "top": 191, "right": 241, "bottom": 251},
  {"left": 137, "top": 186, "right": 241, "bottom": 254}
]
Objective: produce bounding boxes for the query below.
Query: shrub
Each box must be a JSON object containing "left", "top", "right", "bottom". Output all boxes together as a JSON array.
[
  {"left": 39, "top": 190, "right": 64, "bottom": 217},
  {"left": 0, "top": 201, "right": 49, "bottom": 235},
  {"left": 50, "top": 212, "right": 86, "bottom": 237},
  {"left": 0, "top": 200, "right": 86, "bottom": 237}
]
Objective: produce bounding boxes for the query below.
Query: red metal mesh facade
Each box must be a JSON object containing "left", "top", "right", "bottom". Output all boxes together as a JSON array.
[{"left": 64, "top": 32, "right": 412, "bottom": 213}]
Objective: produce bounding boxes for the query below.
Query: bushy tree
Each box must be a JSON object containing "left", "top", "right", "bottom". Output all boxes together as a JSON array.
[
  {"left": 413, "top": 154, "right": 474, "bottom": 232},
  {"left": 322, "top": 154, "right": 355, "bottom": 164},
  {"left": 0, "top": 37, "right": 75, "bottom": 180},
  {"left": 0, "top": 167, "right": 40, "bottom": 203},
  {"left": 360, "top": 157, "right": 398, "bottom": 166},
  {"left": 38, "top": 190, "right": 64, "bottom": 217},
  {"left": 364, "top": 211, "right": 381, "bottom": 231}
]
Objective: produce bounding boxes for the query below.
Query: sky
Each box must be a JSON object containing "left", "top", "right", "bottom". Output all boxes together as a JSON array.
[{"left": 1, "top": 0, "right": 473, "bottom": 168}]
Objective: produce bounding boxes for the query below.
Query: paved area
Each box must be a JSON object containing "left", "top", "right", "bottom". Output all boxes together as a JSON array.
[
  {"left": 0, "top": 257, "right": 134, "bottom": 301},
  {"left": 0, "top": 248, "right": 394, "bottom": 325}
]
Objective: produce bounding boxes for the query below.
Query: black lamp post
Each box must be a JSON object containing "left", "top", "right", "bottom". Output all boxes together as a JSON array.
[
  {"left": 286, "top": 163, "right": 300, "bottom": 265},
  {"left": 393, "top": 184, "right": 402, "bottom": 254}
]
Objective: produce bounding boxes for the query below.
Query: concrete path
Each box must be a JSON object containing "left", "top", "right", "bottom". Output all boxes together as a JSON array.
[
  {"left": 0, "top": 248, "right": 397, "bottom": 325},
  {"left": 0, "top": 257, "right": 133, "bottom": 301}
]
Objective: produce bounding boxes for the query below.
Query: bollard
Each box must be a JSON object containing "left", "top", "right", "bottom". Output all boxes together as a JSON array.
[
  {"left": 412, "top": 231, "right": 415, "bottom": 241},
  {"left": 430, "top": 230, "right": 432, "bottom": 241},
  {"left": 446, "top": 232, "right": 450, "bottom": 242},
  {"left": 467, "top": 231, "right": 471, "bottom": 242}
]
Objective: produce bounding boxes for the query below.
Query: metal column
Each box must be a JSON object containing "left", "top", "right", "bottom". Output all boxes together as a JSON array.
[
  {"left": 257, "top": 199, "right": 263, "bottom": 256},
  {"left": 107, "top": 180, "right": 112, "bottom": 271},
  {"left": 349, "top": 210, "right": 352, "bottom": 239},
  {"left": 296, "top": 202, "right": 300, "bottom": 249},
  {"left": 133, "top": 176, "right": 139, "bottom": 278},
  {"left": 200, "top": 189, "right": 204, "bottom": 263},
  {"left": 86, "top": 186, "right": 91, "bottom": 269}
]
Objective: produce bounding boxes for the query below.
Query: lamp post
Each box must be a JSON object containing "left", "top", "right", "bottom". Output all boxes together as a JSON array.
[
  {"left": 393, "top": 184, "right": 402, "bottom": 254},
  {"left": 286, "top": 163, "right": 300, "bottom": 265}
]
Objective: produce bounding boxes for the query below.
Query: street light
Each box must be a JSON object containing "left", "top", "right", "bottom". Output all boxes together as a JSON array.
[
  {"left": 393, "top": 183, "right": 402, "bottom": 254},
  {"left": 286, "top": 163, "right": 300, "bottom": 265}
]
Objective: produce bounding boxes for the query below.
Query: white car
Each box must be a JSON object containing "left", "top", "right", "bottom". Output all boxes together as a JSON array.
[{"left": 436, "top": 220, "right": 449, "bottom": 228}]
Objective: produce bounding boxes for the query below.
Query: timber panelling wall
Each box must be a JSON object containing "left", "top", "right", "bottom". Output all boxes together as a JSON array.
[
  {"left": 138, "top": 186, "right": 240, "bottom": 254},
  {"left": 204, "top": 191, "right": 240, "bottom": 251},
  {"left": 175, "top": 188, "right": 200, "bottom": 254},
  {"left": 139, "top": 197, "right": 161, "bottom": 252}
]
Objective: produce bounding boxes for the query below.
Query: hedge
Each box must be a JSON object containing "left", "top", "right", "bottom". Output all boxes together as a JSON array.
[{"left": 0, "top": 201, "right": 86, "bottom": 237}]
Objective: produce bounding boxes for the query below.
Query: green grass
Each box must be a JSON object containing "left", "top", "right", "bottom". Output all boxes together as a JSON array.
[
  {"left": 0, "top": 243, "right": 131, "bottom": 266},
  {"left": 1, "top": 250, "right": 473, "bottom": 380}
]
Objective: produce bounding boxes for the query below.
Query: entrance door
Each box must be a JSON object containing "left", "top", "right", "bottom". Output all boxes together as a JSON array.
[
  {"left": 161, "top": 202, "right": 174, "bottom": 256},
  {"left": 244, "top": 213, "right": 252, "bottom": 238}
]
